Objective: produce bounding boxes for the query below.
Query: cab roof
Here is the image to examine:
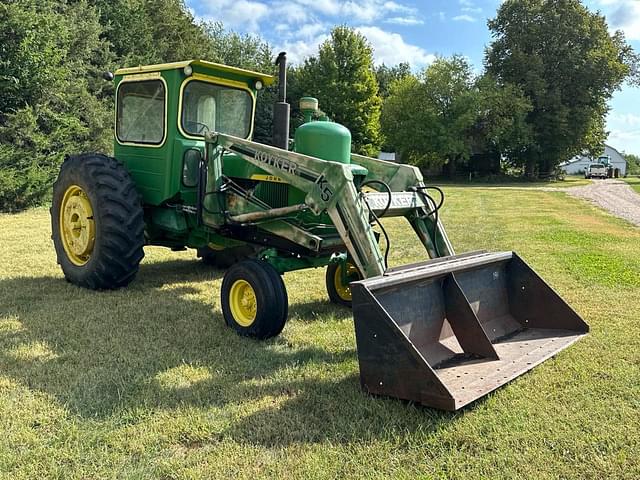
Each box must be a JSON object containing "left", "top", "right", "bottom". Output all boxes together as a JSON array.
[{"left": 114, "top": 60, "right": 275, "bottom": 86}]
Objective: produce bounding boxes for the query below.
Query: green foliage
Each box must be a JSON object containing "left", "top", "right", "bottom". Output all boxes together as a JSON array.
[
  {"left": 297, "top": 26, "right": 382, "bottom": 157},
  {"left": 0, "top": 0, "right": 111, "bottom": 211},
  {"left": 486, "top": 0, "right": 638, "bottom": 175},
  {"left": 381, "top": 56, "right": 479, "bottom": 174},
  {"left": 0, "top": 0, "right": 275, "bottom": 212},
  {"left": 473, "top": 74, "right": 533, "bottom": 163},
  {"left": 3, "top": 0, "right": 636, "bottom": 210},
  {"left": 624, "top": 153, "right": 640, "bottom": 175},
  {"left": 375, "top": 62, "right": 411, "bottom": 99}
]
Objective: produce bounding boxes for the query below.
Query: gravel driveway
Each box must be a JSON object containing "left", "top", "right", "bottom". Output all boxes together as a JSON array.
[{"left": 561, "top": 179, "right": 640, "bottom": 226}]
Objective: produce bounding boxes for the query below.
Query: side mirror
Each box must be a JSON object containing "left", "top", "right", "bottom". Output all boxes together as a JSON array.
[
  {"left": 102, "top": 71, "right": 114, "bottom": 81},
  {"left": 182, "top": 149, "right": 202, "bottom": 187}
]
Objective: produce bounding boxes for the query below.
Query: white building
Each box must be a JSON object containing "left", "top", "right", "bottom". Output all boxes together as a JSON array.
[{"left": 561, "top": 144, "right": 627, "bottom": 176}]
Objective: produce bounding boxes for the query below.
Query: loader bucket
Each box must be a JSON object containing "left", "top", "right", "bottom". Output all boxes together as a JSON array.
[{"left": 350, "top": 252, "right": 588, "bottom": 411}]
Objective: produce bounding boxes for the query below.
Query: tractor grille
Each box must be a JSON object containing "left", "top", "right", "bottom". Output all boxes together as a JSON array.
[{"left": 254, "top": 182, "right": 289, "bottom": 208}]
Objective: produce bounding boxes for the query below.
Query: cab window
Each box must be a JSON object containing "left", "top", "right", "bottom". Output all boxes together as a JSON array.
[
  {"left": 181, "top": 81, "right": 252, "bottom": 138},
  {"left": 116, "top": 80, "right": 165, "bottom": 145}
]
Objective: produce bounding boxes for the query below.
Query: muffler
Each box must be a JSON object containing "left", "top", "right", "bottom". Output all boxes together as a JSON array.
[{"left": 351, "top": 251, "right": 588, "bottom": 411}]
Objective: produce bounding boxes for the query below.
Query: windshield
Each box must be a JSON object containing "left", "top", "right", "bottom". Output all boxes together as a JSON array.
[{"left": 181, "top": 81, "right": 253, "bottom": 138}]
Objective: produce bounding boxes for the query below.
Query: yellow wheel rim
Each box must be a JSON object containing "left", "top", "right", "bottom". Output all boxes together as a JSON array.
[
  {"left": 334, "top": 263, "right": 359, "bottom": 302},
  {"left": 59, "top": 185, "right": 95, "bottom": 266},
  {"left": 229, "top": 279, "right": 257, "bottom": 327}
]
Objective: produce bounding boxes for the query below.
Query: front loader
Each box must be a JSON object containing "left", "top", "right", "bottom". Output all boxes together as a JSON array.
[{"left": 51, "top": 53, "right": 588, "bottom": 410}]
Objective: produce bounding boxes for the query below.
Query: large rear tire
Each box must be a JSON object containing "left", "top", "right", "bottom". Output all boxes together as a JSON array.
[
  {"left": 221, "top": 259, "right": 288, "bottom": 339},
  {"left": 51, "top": 153, "right": 145, "bottom": 289}
]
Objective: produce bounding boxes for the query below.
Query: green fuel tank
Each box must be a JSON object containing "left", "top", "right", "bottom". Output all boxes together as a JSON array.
[{"left": 294, "top": 117, "right": 352, "bottom": 164}]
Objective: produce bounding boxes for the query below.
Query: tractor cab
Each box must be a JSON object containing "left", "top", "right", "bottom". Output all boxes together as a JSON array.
[{"left": 113, "top": 60, "right": 274, "bottom": 206}]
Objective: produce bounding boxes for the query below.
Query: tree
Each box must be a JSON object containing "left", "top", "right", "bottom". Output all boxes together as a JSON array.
[
  {"left": 486, "top": 0, "right": 639, "bottom": 176},
  {"left": 376, "top": 62, "right": 411, "bottom": 99},
  {"left": 0, "top": 0, "right": 281, "bottom": 211},
  {"left": 297, "top": 26, "right": 382, "bottom": 156},
  {"left": 381, "top": 56, "right": 478, "bottom": 175},
  {"left": 0, "top": 0, "right": 111, "bottom": 211},
  {"left": 624, "top": 153, "right": 640, "bottom": 175},
  {"left": 472, "top": 74, "right": 533, "bottom": 167}
]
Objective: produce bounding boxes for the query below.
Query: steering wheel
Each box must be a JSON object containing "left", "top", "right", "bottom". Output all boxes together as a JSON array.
[{"left": 185, "top": 121, "right": 209, "bottom": 134}]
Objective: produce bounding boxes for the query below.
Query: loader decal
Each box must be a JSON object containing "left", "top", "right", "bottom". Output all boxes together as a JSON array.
[
  {"left": 255, "top": 150, "right": 298, "bottom": 175},
  {"left": 315, "top": 174, "right": 333, "bottom": 201}
]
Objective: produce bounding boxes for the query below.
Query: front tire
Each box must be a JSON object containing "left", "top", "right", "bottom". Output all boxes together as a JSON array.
[
  {"left": 326, "top": 261, "right": 361, "bottom": 307},
  {"left": 221, "top": 260, "right": 288, "bottom": 339},
  {"left": 51, "top": 153, "right": 145, "bottom": 289}
]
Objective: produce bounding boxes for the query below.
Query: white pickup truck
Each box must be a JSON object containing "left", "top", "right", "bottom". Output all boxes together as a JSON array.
[{"left": 585, "top": 163, "right": 607, "bottom": 179}]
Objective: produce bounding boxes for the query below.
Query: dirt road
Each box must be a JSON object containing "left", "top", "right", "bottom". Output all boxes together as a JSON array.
[{"left": 562, "top": 179, "right": 640, "bottom": 226}]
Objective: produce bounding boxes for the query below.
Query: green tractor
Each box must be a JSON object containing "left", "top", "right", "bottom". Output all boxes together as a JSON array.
[{"left": 51, "top": 54, "right": 588, "bottom": 410}]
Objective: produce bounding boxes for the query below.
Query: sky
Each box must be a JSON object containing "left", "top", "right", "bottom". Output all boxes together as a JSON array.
[{"left": 186, "top": 0, "right": 640, "bottom": 154}]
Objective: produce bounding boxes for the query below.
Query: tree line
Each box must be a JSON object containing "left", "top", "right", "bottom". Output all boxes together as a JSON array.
[
  {"left": 0, "top": 0, "right": 275, "bottom": 211},
  {"left": 1, "top": 0, "right": 638, "bottom": 211}
]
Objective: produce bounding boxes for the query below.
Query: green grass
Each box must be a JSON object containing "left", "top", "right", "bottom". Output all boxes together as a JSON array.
[
  {"left": 1, "top": 188, "right": 639, "bottom": 479},
  {"left": 623, "top": 176, "right": 640, "bottom": 194}
]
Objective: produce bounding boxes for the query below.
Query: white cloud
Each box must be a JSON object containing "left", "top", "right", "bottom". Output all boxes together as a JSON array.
[
  {"left": 386, "top": 16, "right": 424, "bottom": 26},
  {"left": 272, "top": 1, "right": 311, "bottom": 23},
  {"left": 193, "top": 0, "right": 422, "bottom": 35},
  {"left": 609, "top": 2, "right": 640, "bottom": 40},
  {"left": 276, "top": 34, "right": 330, "bottom": 64},
  {"left": 453, "top": 14, "right": 477, "bottom": 22},
  {"left": 610, "top": 113, "right": 640, "bottom": 128},
  {"left": 594, "top": 0, "right": 640, "bottom": 40},
  {"left": 607, "top": 129, "right": 640, "bottom": 151},
  {"left": 278, "top": 25, "right": 435, "bottom": 67},
  {"left": 382, "top": 1, "right": 416, "bottom": 14},
  {"left": 195, "top": 0, "right": 269, "bottom": 31},
  {"left": 607, "top": 112, "right": 640, "bottom": 153},
  {"left": 295, "top": 22, "right": 328, "bottom": 39},
  {"left": 291, "top": 0, "right": 416, "bottom": 24},
  {"left": 356, "top": 26, "right": 436, "bottom": 67}
]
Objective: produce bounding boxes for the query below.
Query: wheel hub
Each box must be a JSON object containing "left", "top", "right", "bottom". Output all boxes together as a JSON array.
[
  {"left": 229, "top": 279, "right": 257, "bottom": 326},
  {"left": 334, "top": 262, "right": 359, "bottom": 302},
  {"left": 60, "top": 185, "right": 95, "bottom": 266}
]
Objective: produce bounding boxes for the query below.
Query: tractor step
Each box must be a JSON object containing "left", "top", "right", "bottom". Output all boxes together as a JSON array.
[{"left": 350, "top": 252, "right": 588, "bottom": 411}]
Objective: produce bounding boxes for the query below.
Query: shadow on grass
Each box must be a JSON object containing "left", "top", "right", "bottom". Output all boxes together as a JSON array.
[
  {"left": 288, "top": 299, "right": 353, "bottom": 322},
  {"left": 0, "top": 258, "right": 457, "bottom": 445}
]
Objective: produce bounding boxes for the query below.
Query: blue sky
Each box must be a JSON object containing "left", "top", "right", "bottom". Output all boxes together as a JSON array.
[{"left": 187, "top": 0, "right": 640, "bottom": 154}]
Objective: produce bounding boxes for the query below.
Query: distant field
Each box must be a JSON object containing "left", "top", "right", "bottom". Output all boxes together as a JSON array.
[{"left": 0, "top": 185, "right": 639, "bottom": 479}]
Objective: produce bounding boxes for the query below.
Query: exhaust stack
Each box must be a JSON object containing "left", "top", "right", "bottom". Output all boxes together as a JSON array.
[{"left": 272, "top": 52, "right": 290, "bottom": 150}]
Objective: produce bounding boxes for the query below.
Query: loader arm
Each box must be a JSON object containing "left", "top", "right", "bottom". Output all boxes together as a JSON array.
[
  {"left": 352, "top": 153, "right": 454, "bottom": 258},
  {"left": 204, "top": 132, "right": 388, "bottom": 277}
]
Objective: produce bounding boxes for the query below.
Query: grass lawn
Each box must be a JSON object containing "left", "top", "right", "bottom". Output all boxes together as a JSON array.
[
  {"left": 623, "top": 176, "right": 640, "bottom": 194},
  {"left": 1, "top": 186, "right": 639, "bottom": 479}
]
